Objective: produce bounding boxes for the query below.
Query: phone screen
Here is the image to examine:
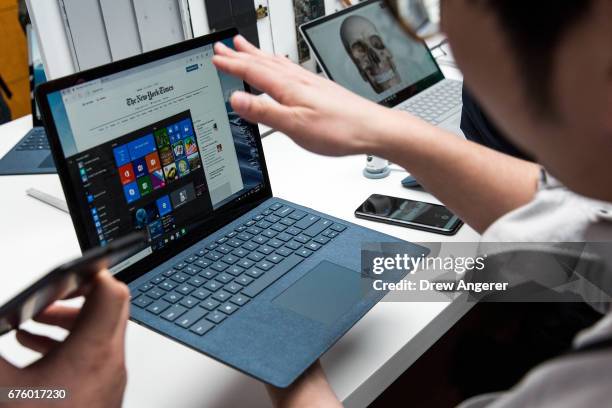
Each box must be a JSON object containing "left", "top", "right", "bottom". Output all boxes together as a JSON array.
[{"left": 355, "top": 194, "right": 462, "bottom": 233}]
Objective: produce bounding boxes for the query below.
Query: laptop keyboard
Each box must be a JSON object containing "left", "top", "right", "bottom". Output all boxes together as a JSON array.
[
  {"left": 15, "top": 128, "right": 49, "bottom": 151},
  {"left": 398, "top": 80, "right": 463, "bottom": 125},
  {"left": 130, "top": 202, "right": 347, "bottom": 336}
]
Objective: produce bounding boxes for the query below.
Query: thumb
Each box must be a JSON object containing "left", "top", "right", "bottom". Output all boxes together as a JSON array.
[{"left": 231, "top": 91, "right": 297, "bottom": 133}]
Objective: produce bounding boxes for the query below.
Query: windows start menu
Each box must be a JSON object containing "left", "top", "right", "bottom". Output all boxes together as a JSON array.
[{"left": 69, "top": 111, "right": 212, "bottom": 251}]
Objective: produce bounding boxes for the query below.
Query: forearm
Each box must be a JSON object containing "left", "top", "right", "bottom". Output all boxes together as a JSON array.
[{"left": 363, "top": 108, "right": 539, "bottom": 233}]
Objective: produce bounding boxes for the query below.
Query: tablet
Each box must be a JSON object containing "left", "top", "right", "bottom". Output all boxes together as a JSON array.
[{"left": 0, "top": 232, "right": 146, "bottom": 335}]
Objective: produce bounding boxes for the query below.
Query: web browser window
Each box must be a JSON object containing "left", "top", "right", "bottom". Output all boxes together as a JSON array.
[{"left": 46, "top": 42, "right": 265, "bottom": 267}]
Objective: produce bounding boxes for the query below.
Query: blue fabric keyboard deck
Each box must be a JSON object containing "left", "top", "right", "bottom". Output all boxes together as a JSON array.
[
  {"left": 16, "top": 128, "right": 49, "bottom": 151},
  {"left": 130, "top": 202, "right": 347, "bottom": 337}
]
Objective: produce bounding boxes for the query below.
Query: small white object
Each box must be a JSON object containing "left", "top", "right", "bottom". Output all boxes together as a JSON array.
[
  {"left": 597, "top": 208, "right": 612, "bottom": 222},
  {"left": 26, "top": 188, "right": 69, "bottom": 214},
  {"left": 363, "top": 155, "right": 391, "bottom": 179}
]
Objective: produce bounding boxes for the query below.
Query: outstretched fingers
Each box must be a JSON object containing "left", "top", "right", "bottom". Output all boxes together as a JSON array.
[{"left": 230, "top": 91, "right": 301, "bottom": 134}]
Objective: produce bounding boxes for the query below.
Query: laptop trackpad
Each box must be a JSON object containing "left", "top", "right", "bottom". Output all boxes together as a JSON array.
[{"left": 273, "top": 261, "right": 367, "bottom": 325}]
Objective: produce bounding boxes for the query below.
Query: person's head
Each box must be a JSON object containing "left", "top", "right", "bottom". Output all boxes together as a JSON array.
[{"left": 389, "top": 0, "right": 612, "bottom": 201}]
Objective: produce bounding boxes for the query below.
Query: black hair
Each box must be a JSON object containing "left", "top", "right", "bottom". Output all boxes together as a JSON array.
[{"left": 482, "top": 1, "right": 594, "bottom": 116}]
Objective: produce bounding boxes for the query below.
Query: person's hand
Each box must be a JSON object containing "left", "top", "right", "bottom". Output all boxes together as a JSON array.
[
  {"left": 265, "top": 361, "right": 342, "bottom": 408},
  {"left": 0, "top": 270, "right": 130, "bottom": 408},
  {"left": 213, "top": 35, "right": 393, "bottom": 157}
]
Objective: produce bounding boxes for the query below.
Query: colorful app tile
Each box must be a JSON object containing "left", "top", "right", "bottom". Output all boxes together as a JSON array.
[
  {"left": 137, "top": 175, "right": 153, "bottom": 196},
  {"left": 145, "top": 151, "right": 161, "bottom": 173},
  {"left": 176, "top": 159, "right": 190, "bottom": 177},
  {"left": 168, "top": 125, "right": 181, "bottom": 144},
  {"left": 147, "top": 219, "right": 163, "bottom": 240},
  {"left": 154, "top": 128, "right": 170, "bottom": 149},
  {"left": 118, "top": 163, "right": 136, "bottom": 185},
  {"left": 113, "top": 145, "right": 130, "bottom": 167},
  {"left": 128, "top": 134, "right": 156, "bottom": 160},
  {"left": 132, "top": 157, "right": 148, "bottom": 178},
  {"left": 170, "top": 183, "right": 196, "bottom": 209},
  {"left": 150, "top": 169, "right": 166, "bottom": 190},
  {"left": 134, "top": 208, "right": 148, "bottom": 228},
  {"left": 123, "top": 181, "right": 140, "bottom": 204},
  {"left": 184, "top": 136, "right": 198, "bottom": 156},
  {"left": 187, "top": 153, "right": 201, "bottom": 171},
  {"left": 134, "top": 203, "right": 158, "bottom": 229},
  {"left": 181, "top": 119, "right": 194, "bottom": 137},
  {"left": 156, "top": 195, "right": 172, "bottom": 217},
  {"left": 159, "top": 146, "right": 174, "bottom": 166},
  {"left": 172, "top": 141, "right": 186, "bottom": 159},
  {"left": 163, "top": 162, "right": 178, "bottom": 183}
]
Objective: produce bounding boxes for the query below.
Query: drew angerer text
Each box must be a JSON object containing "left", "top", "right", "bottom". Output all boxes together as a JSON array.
[
  {"left": 373, "top": 279, "right": 509, "bottom": 293},
  {"left": 369, "top": 253, "right": 508, "bottom": 294}
]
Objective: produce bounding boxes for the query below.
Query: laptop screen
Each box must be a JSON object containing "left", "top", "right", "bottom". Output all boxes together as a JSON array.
[
  {"left": 45, "top": 39, "right": 266, "bottom": 272},
  {"left": 301, "top": 0, "right": 442, "bottom": 107}
]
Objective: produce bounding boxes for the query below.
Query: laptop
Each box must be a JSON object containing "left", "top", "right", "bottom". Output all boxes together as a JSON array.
[
  {"left": 0, "top": 25, "right": 55, "bottom": 176},
  {"left": 300, "top": 0, "right": 463, "bottom": 133},
  {"left": 36, "top": 29, "right": 427, "bottom": 387}
]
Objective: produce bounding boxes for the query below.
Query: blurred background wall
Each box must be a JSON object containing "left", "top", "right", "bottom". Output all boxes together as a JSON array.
[{"left": 0, "top": 0, "right": 28, "bottom": 122}]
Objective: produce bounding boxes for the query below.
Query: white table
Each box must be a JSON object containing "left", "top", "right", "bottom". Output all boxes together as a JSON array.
[{"left": 0, "top": 113, "right": 479, "bottom": 407}]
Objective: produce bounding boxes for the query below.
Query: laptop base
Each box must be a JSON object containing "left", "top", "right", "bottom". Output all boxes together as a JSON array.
[
  {"left": 0, "top": 128, "right": 55, "bottom": 176},
  {"left": 129, "top": 197, "right": 427, "bottom": 387}
]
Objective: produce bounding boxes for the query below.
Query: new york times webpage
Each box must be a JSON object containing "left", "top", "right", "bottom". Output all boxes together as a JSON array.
[{"left": 60, "top": 45, "right": 244, "bottom": 207}]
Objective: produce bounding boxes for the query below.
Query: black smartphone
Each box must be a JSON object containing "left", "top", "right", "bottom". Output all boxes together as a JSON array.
[
  {"left": 0, "top": 232, "right": 146, "bottom": 335},
  {"left": 355, "top": 194, "right": 463, "bottom": 235}
]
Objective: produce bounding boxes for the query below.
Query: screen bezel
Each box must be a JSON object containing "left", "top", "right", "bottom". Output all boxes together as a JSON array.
[
  {"left": 35, "top": 28, "right": 274, "bottom": 284},
  {"left": 355, "top": 194, "right": 463, "bottom": 235},
  {"left": 300, "top": 0, "right": 445, "bottom": 108}
]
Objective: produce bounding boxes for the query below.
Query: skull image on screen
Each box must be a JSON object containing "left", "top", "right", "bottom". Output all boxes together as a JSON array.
[{"left": 340, "top": 15, "right": 401, "bottom": 93}]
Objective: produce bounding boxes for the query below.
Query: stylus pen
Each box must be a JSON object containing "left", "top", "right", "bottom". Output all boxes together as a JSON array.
[{"left": 26, "top": 188, "right": 69, "bottom": 214}]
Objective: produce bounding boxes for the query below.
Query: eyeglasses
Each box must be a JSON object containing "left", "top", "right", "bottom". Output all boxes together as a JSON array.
[{"left": 384, "top": 0, "right": 442, "bottom": 40}]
